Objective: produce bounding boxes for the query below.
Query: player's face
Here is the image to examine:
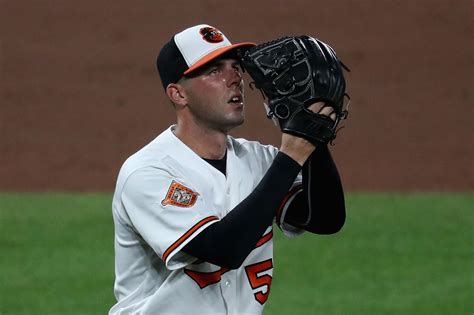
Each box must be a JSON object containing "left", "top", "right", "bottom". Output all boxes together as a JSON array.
[{"left": 182, "top": 58, "right": 245, "bottom": 133}]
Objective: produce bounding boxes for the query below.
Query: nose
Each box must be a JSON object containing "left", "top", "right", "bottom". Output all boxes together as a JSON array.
[{"left": 225, "top": 66, "right": 243, "bottom": 87}]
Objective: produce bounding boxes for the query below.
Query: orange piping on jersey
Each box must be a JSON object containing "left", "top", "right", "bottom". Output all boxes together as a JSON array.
[
  {"left": 162, "top": 216, "right": 219, "bottom": 263},
  {"left": 184, "top": 267, "right": 230, "bottom": 289},
  {"left": 276, "top": 184, "right": 303, "bottom": 227},
  {"left": 255, "top": 230, "right": 273, "bottom": 248}
]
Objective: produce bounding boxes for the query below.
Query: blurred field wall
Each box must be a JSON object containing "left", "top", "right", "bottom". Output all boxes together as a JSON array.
[{"left": 1, "top": 0, "right": 472, "bottom": 191}]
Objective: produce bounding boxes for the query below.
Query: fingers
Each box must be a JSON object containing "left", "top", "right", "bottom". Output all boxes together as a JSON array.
[
  {"left": 308, "top": 102, "right": 337, "bottom": 121},
  {"left": 307, "top": 102, "right": 325, "bottom": 113},
  {"left": 319, "top": 107, "right": 337, "bottom": 121},
  {"left": 318, "top": 106, "right": 333, "bottom": 116}
]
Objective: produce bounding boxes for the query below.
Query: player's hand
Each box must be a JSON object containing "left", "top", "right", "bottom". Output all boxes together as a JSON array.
[
  {"left": 307, "top": 102, "right": 337, "bottom": 121},
  {"left": 279, "top": 102, "right": 334, "bottom": 166}
]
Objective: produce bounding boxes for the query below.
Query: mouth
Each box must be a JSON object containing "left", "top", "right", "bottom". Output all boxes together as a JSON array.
[{"left": 228, "top": 94, "right": 243, "bottom": 105}]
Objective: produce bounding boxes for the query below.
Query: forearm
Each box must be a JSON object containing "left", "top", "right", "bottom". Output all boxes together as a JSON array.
[
  {"left": 183, "top": 152, "right": 301, "bottom": 269},
  {"left": 284, "top": 144, "right": 346, "bottom": 234}
]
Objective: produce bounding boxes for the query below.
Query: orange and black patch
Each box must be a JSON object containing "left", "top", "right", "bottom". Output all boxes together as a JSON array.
[
  {"left": 161, "top": 180, "right": 199, "bottom": 207},
  {"left": 200, "top": 26, "right": 224, "bottom": 43}
]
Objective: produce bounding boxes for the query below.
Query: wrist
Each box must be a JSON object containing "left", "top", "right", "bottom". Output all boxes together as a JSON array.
[
  {"left": 279, "top": 139, "right": 316, "bottom": 166},
  {"left": 273, "top": 151, "right": 303, "bottom": 173}
]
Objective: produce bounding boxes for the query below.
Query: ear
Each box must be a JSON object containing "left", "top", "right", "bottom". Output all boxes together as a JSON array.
[{"left": 166, "top": 83, "right": 188, "bottom": 108}]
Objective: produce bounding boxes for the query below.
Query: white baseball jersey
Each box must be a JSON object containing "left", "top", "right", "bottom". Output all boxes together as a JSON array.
[{"left": 109, "top": 126, "right": 303, "bottom": 315}]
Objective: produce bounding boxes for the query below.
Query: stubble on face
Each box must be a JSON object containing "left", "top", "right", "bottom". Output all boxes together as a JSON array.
[
  {"left": 187, "top": 90, "right": 245, "bottom": 133},
  {"left": 181, "top": 70, "right": 245, "bottom": 133}
]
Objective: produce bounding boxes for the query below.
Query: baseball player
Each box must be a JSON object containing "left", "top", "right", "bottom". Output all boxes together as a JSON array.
[{"left": 109, "top": 24, "right": 345, "bottom": 314}]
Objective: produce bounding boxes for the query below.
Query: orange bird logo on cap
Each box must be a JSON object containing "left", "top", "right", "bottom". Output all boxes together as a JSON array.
[{"left": 200, "top": 27, "right": 224, "bottom": 43}]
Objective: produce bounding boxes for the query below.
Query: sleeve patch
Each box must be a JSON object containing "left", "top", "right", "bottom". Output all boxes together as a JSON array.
[{"left": 161, "top": 180, "right": 199, "bottom": 207}]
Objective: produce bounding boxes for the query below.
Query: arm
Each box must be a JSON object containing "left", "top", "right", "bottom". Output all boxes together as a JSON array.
[
  {"left": 282, "top": 144, "right": 346, "bottom": 234},
  {"left": 184, "top": 103, "right": 342, "bottom": 267},
  {"left": 183, "top": 133, "right": 316, "bottom": 269},
  {"left": 183, "top": 152, "right": 301, "bottom": 269}
]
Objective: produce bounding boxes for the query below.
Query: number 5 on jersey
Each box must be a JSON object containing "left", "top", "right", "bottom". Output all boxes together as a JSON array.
[{"left": 245, "top": 259, "right": 273, "bottom": 305}]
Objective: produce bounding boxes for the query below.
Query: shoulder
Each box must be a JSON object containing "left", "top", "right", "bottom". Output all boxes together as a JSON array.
[
  {"left": 228, "top": 136, "right": 278, "bottom": 159},
  {"left": 120, "top": 136, "right": 165, "bottom": 175},
  {"left": 227, "top": 136, "right": 279, "bottom": 174},
  {"left": 115, "top": 127, "right": 180, "bottom": 191}
]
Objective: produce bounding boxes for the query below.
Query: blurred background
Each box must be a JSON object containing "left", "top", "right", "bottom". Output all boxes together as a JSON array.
[
  {"left": 1, "top": 0, "right": 472, "bottom": 314},
  {"left": 1, "top": 0, "right": 472, "bottom": 192}
]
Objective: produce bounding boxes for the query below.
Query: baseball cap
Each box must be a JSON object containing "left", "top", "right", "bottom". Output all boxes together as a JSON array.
[{"left": 157, "top": 24, "right": 255, "bottom": 89}]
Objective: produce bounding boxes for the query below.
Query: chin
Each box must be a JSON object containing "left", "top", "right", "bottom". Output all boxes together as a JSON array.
[
  {"left": 222, "top": 117, "right": 244, "bottom": 133},
  {"left": 233, "top": 115, "right": 245, "bottom": 127}
]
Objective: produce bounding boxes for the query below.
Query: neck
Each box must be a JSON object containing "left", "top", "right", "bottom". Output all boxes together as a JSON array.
[{"left": 173, "top": 122, "right": 228, "bottom": 160}]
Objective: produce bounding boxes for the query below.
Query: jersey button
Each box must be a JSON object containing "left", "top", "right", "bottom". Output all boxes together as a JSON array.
[{"left": 225, "top": 280, "right": 231, "bottom": 287}]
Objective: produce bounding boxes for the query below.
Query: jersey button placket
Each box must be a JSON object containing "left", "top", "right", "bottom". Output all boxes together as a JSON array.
[{"left": 220, "top": 272, "right": 237, "bottom": 314}]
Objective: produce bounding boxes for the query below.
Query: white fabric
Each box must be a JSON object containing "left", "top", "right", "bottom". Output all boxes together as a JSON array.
[
  {"left": 109, "top": 126, "right": 302, "bottom": 315},
  {"left": 174, "top": 24, "right": 232, "bottom": 68}
]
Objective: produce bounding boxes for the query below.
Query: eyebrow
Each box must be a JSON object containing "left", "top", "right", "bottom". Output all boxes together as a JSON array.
[
  {"left": 187, "top": 58, "right": 240, "bottom": 78},
  {"left": 210, "top": 58, "right": 240, "bottom": 68}
]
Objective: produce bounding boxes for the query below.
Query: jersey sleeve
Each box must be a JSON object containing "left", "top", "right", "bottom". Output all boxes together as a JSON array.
[
  {"left": 275, "top": 178, "right": 305, "bottom": 237},
  {"left": 121, "top": 166, "right": 220, "bottom": 270}
]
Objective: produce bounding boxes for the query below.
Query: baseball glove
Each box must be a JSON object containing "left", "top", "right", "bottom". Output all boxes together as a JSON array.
[{"left": 241, "top": 36, "right": 350, "bottom": 144}]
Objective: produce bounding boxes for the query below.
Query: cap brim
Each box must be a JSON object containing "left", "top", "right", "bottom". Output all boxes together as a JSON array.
[{"left": 183, "top": 42, "right": 256, "bottom": 75}]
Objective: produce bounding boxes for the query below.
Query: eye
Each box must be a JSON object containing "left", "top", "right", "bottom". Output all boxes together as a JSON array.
[
  {"left": 232, "top": 63, "right": 243, "bottom": 73},
  {"left": 208, "top": 67, "right": 220, "bottom": 75}
]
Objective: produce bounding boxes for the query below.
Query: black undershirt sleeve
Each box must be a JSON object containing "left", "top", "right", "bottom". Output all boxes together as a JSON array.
[
  {"left": 283, "top": 144, "right": 346, "bottom": 234},
  {"left": 182, "top": 152, "right": 301, "bottom": 269}
]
